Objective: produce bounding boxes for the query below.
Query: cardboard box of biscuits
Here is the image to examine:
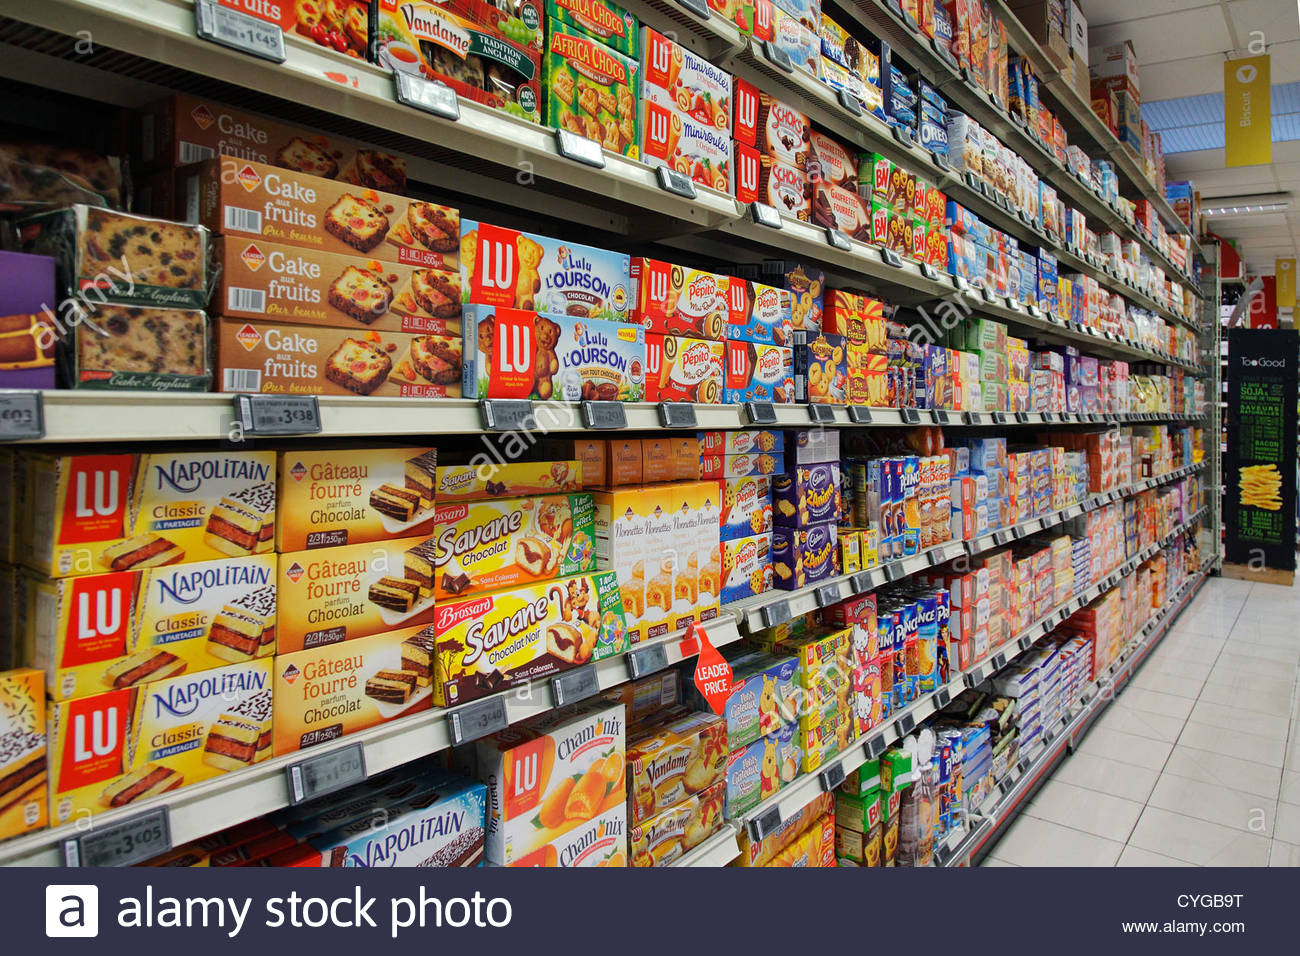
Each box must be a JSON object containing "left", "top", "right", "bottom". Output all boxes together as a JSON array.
[
  {"left": 0, "top": 668, "right": 46, "bottom": 841},
  {"left": 544, "top": 20, "right": 640, "bottom": 159}
]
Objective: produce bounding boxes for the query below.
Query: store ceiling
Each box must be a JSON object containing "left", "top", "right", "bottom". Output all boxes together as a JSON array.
[{"left": 1083, "top": 0, "right": 1300, "bottom": 272}]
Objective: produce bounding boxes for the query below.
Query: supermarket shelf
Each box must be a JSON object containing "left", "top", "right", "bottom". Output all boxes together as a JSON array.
[
  {"left": 670, "top": 824, "right": 743, "bottom": 868},
  {"left": 727, "top": 462, "right": 1207, "bottom": 634},
  {"left": 0, "top": 614, "right": 742, "bottom": 867},
  {"left": 625, "top": 0, "right": 743, "bottom": 59}
]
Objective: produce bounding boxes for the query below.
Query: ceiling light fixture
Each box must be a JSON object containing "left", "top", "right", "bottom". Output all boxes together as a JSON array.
[{"left": 1201, "top": 192, "right": 1291, "bottom": 217}]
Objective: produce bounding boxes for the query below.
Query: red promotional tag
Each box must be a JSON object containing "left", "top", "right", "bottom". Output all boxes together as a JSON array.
[{"left": 691, "top": 623, "right": 733, "bottom": 716}]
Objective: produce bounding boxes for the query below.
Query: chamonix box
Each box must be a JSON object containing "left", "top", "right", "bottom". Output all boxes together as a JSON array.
[
  {"left": 431, "top": 493, "right": 596, "bottom": 600},
  {"left": 191, "top": 155, "right": 458, "bottom": 269},
  {"left": 0, "top": 668, "right": 47, "bottom": 841},
  {"left": 276, "top": 446, "right": 438, "bottom": 551},
  {"left": 15, "top": 449, "right": 276, "bottom": 579},
  {"left": 272, "top": 625, "right": 432, "bottom": 755},
  {"left": 28, "top": 553, "right": 278, "bottom": 701},
  {"left": 48, "top": 659, "right": 273, "bottom": 824},
  {"left": 276, "top": 536, "right": 440, "bottom": 653},
  {"left": 431, "top": 571, "right": 629, "bottom": 706}
]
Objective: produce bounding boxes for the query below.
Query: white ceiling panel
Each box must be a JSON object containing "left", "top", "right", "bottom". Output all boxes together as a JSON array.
[
  {"left": 1089, "top": 9, "right": 1230, "bottom": 66},
  {"left": 1082, "top": 0, "right": 1217, "bottom": 29},
  {"left": 1224, "top": 0, "right": 1300, "bottom": 45}
]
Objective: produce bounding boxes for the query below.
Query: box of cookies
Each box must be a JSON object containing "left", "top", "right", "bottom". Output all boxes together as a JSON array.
[
  {"left": 72, "top": 304, "right": 212, "bottom": 392},
  {"left": 276, "top": 446, "right": 437, "bottom": 552},
  {"left": 628, "top": 779, "right": 725, "bottom": 866},
  {"left": 626, "top": 709, "right": 726, "bottom": 825},
  {"left": 720, "top": 474, "right": 772, "bottom": 541},
  {"left": 463, "top": 305, "right": 644, "bottom": 401},
  {"left": 214, "top": 236, "right": 460, "bottom": 334},
  {"left": 641, "top": 97, "right": 734, "bottom": 194},
  {"left": 547, "top": 0, "right": 638, "bottom": 55},
  {"left": 629, "top": 257, "right": 729, "bottom": 340},
  {"left": 434, "top": 459, "right": 582, "bottom": 503},
  {"left": 694, "top": 648, "right": 798, "bottom": 750},
  {"left": 722, "top": 338, "right": 794, "bottom": 404},
  {"left": 272, "top": 625, "right": 432, "bottom": 755},
  {"left": 724, "top": 721, "right": 800, "bottom": 818},
  {"left": 460, "top": 220, "right": 631, "bottom": 320},
  {"left": 192, "top": 156, "right": 458, "bottom": 270},
  {"left": 773, "top": 521, "right": 838, "bottom": 589},
  {"left": 0, "top": 668, "right": 46, "bottom": 841},
  {"left": 644, "top": 333, "right": 723, "bottom": 404},
  {"left": 28, "top": 553, "right": 277, "bottom": 701},
  {"left": 375, "top": 0, "right": 541, "bottom": 123},
  {"left": 759, "top": 259, "right": 823, "bottom": 331},
  {"left": 720, "top": 531, "right": 773, "bottom": 603},
  {"left": 698, "top": 451, "right": 783, "bottom": 479},
  {"left": 773, "top": 462, "right": 842, "bottom": 526},
  {"left": 48, "top": 658, "right": 272, "bottom": 824},
  {"left": 16, "top": 449, "right": 276, "bottom": 579},
  {"left": 725, "top": 278, "right": 792, "bottom": 345},
  {"left": 136, "top": 93, "right": 407, "bottom": 192},
  {"left": 216, "top": 318, "right": 462, "bottom": 397},
  {"left": 544, "top": 21, "right": 640, "bottom": 159},
  {"left": 698, "top": 430, "right": 783, "bottom": 455},
  {"left": 793, "top": 329, "right": 847, "bottom": 404},
  {"left": 431, "top": 570, "right": 628, "bottom": 706},
  {"left": 431, "top": 493, "right": 596, "bottom": 600},
  {"left": 641, "top": 27, "right": 733, "bottom": 134}
]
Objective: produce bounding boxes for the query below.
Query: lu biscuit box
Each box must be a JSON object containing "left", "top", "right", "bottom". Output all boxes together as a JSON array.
[
  {"left": 460, "top": 219, "right": 631, "bottom": 320},
  {"left": 478, "top": 699, "right": 626, "bottom": 866},
  {"left": 644, "top": 333, "right": 723, "bottom": 403},
  {"left": 431, "top": 493, "right": 596, "bottom": 600},
  {"left": 49, "top": 659, "right": 273, "bottom": 824},
  {"left": 720, "top": 532, "right": 773, "bottom": 603},
  {"left": 725, "top": 278, "right": 793, "bottom": 345},
  {"left": 29, "top": 553, "right": 278, "bottom": 701},
  {"left": 463, "top": 305, "right": 645, "bottom": 402},
  {"left": 434, "top": 460, "right": 582, "bottom": 503},
  {"left": 191, "top": 156, "right": 458, "bottom": 269},
  {"left": 431, "top": 571, "right": 628, "bottom": 706},
  {"left": 0, "top": 668, "right": 46, "bottom": 841},
  {"left": 276, "top": 446, "right": 438, "bottom": 552},
  {"left": 723, "top": 339, "right": 795, "bottom": 403},
  {"left": 630, "top": 258, "right": 729, "bottom": 340},
  {"left": 641, "top": 27, "right": 733, "bottom": 134},
  {"left": 276, "top": 536, "right": 440, "bottom": 653},
  {"left": 544, "top": 21, "right": 640, "bottom": 159},
  {"left": 17, "top": 449, "right": 276, "bottom": 579},
  {"left": 272, "top": 625, "right": 432, "bottom": 755},
  {"left": 720, "top": 474, "right": 772, "bottom": 541}
]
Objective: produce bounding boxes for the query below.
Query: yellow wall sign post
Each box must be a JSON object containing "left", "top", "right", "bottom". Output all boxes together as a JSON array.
[
  {"left": 1277, "top": 258, "right": 1296, "bottom": 308},
  {"left": 1225, "top": 55, "right": 1271, "bottom": 167}
]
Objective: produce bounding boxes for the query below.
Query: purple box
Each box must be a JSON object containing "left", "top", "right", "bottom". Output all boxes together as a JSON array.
[
  {"left": 773, "top": 521, "right": 838, "bottom": 589},
  {"left": 772, "top": 461, "right": 841, "bottom": 527},
  {"left": 0, "top": 250, "right": 57, "bottom": 388}
]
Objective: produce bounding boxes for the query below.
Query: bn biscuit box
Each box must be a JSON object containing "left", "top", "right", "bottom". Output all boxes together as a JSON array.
[
  {"left": 191, "top": 156, "right": 458, "bottom": 269},
  {"left": 460, "top": 220, "right": 631, "bottom": 320},
  {"left": 630, "top": 258, "right": 729, "bottom": 340},
  {"left": 462, "top": 305, "right": 645, "bottom": 402},
  {"left": 478, "top": 699, "right": 626, "bottom": 866},
  {"left": 431, "top": 493, "right": 596, "bottom": 600},
  {"left": 0, "top": 668, "right": 46, "bottom": 841},
  {"left": 431, "top": 571, "right": 629, "bottom": 706},
  {"left": 434, "top": 459, "right": 582, "bottom": 503},
  {"left": 16, "top": 449, "right": 276, "bottom": 579},
  {"left": 276, "top": 537, "right": 439, "bottom": 653},
  {"left": 272, "top": 625, "right": 432, "bottom": 755},
  {"left": 276, "top": 446, "right": 437, "bottom": 551},
  {"left": 49, "top": 659, "right": 273, "bottom": 824},
  {"left": 28, "top": 553, "right": 278, "bottom": 701},
  {"left": 644, "top": 333, "right": 723, "bottom": 403}
]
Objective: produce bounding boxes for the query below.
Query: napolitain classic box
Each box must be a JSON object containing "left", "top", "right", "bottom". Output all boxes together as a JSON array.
[
  {"left": 48, "top": 659, "right": 273, "bottom": 824},
  {"left": 16, "top": 449, "right": 276, "bottom": 578}
]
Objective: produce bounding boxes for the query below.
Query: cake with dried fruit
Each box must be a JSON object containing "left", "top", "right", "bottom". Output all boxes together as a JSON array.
[
  {"left": 76, "top": 304, "right": 210, "bottom": 390},
  {"left": 324, "top": 193, "right": 390, "bottom": 252},
  {"left": 410, "top": 333, "right": 461, "bottom": 384},
  {"left": 328, "top": 265, "right": 394, "bottom": 323},
  {"left": 324, "top": 336, "right": 393, "bottom": 394}
]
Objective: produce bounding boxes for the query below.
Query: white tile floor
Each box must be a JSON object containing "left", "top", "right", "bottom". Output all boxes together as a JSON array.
[{"left": 982, "top": 572, "right": 1300, "bottom": 867}]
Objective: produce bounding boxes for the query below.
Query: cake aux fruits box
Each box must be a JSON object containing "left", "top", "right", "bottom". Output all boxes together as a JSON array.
[
  {"left": 48, "top": 658, "right": 273, "bottom": 824},
  {"left": 14, "top": 449, "right": 276, "bottom": 579},
  {"left": 27, "top": 553, "right": 278, "bottom": 702}
]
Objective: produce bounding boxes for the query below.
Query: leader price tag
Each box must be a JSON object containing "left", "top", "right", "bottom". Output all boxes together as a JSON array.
[
  {"left": 66, "top": 807, "right": 171, "bottom": 868},
  {"left": 195, "top": 0, "right": 286, "bottom": 62},
  {"left": 287, "top": 741, "right": 366, "bottom": 805},
  {"left": 448, "top": 695, "right": 509, "bottom": 746},
  {"left": 0, "top": 391, "right": 43, "bottom": 440},
  {"left": 235, "top": 394, "right": 321, "bottom": 435}
]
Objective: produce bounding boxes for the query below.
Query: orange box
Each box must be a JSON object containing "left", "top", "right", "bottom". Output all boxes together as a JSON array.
[
  {"left": 0, "top": 668, "right": 46, "bottom": 840},
  {"left": 607, "top": 438, "right": 643, "bottom": 486},
  {"left": 642, "top": 437, "right": 675, "bottom": 484},
  {"left": 671, "top": 436, "right": 701, "bottom": 480},
  {"left": 570, "top": 440, "right": 606, "bottom": 487}
]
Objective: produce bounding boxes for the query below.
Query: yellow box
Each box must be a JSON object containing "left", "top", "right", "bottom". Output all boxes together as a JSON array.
[
  {"left": 48, "top": 659, "right": 272, "bottom": 824},
  {"left": 18, "top": 450, "right": 276, "bottom": 578},
  {"left": 839, "top": 529, "right": 861, "bottom": 574},
  {"left": 0, "top": 668, "right": 47, "bottom": 840},
  {"left": 435, "top": 460, "right": 582, "bottom": 502},
  {"left": 276, "top": 537, "right": 437, "bottom": 653},
  {"left": 271, "top": 625, "right": 431, "bottom": 755},
  {"left": 430, "top": 571, "right": 629, "bottom": 707},
  {"left": 477, "top": 699, "right": 625, "bottom": 866},
  {"left": 626, "top": 710, "right": 727, "bottom": 825},
  {"left": 628, "top": 779, "right": 725, "bottom": 867},
  {"left": 276, "top": 446, "right": 437, "bottom": 552},
  {"left": 431, "top": 493, "right": 596, "bottom": 601},
  {"left": 28, "top": 554, "right": 277, "bottom": 701}
]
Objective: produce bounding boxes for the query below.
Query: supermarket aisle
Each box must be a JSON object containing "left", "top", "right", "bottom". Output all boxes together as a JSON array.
[{"left": 983, "top": 573, "right": 1300, "bottom": 867}]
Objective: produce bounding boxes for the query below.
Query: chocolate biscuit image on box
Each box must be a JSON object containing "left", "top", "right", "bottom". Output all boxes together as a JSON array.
[
  {"left": 101, "top": 649, "right": 187, "bottom": 690},
  {"left": 201, "top": 696, "right": 271, "bottom": 772},
  {"left": 101, "top": 534, "right": 184, "bottom": 572},
  {"left": 205, "top": 482, "right": 275, "bottom": 557},
  {"left": 99, "top": 763, "right": 183, "bottom": 809},
  {"left": 404, "top": 540, "right": 438, "bottom": 597},
  {"left": 401, "top": 630, "right": 435, "bottom": 687},
  {"left": 365, "top": 669, "right": 418, "bottom": 704},
  {"left": 369, "top": 483, "right": 421, "bottom": 523},
  {"left": 0, "top": 728, "right": 44, "bottom": 816},
  {"left": 368, "top": 576, "right": 421, "bottom": 614}
]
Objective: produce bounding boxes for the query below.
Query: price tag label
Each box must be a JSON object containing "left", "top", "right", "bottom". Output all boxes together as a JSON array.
[
  {"left": 627, "top": 642, "right": 670, "bottom": 680},
  {"left": 551, "top": 665, "right": 600, "bottom": 707},
  {"left": 837, "top": 89, "right": 863, "bottom": 116},
  {"left": 980, "top": 287, "right": 996, "bottom": 304},
  {"left": 656, "top": 164, "right": 697, "bottom": 200},
  {"left": 448, "top": 696, "right": 509, "bottom": 745},
  {"left": 287, "top": 741, "right": 366, "bottom": 805},
  {"left": 952, "top": 275, "right": 971, "bottom": 292},
  {"left": 992, "top": 654, "right": 1006, "bottom": 670},
  {"left": 815, "top": 581, "right": 843, "bottom": 607},
  {"left": 900, "top": 408, "right": 921, "bottom": 425},
  {"left": 864, "top": 734, "right": 888, "bottom": 759},
  {"left": 763, "top": 40, "right": 794, "bottom": 73},
  {"left": 481, "top": 398, "right": 535, "bottom": 431},
  {"left": 934, "top": 686, "right": 951, "bottom": 709},
  {"left": 891, "top": 125, "right": 915, "bottom": 147},
  {"left": 825, "top": 227, "right": 852, "bottom": 251},
  {"left": 934, "top": 841, "right": 953, "bottom": 866},
  {"left": 883, "top": 562, "right": 904, "bottom": 583},
  {"left": 990, "top": 411, "right": 1007, "bottom": 425},
  {"left": 1019, "top": 636, "right": 1033, "bottom": 651},
  {"left": 745, "top": 400, "right": 777, "bottom": 425},
  {"left": 581, "top": 401, "right": 626, "bottom": 429},
  {"left": 750, "top": 201, "right": 783, "bottom": 229},
  {"left": 750, "top": 805, "right": 783, "bottom": 842},
  {"left": 1014, "top": 412, "right": 1029, "bottom": 423},
  {"left": 234, "top": 394, "right": 321, "bottom": 435},
  {"left": 880, "top": 248, "right": 904, "bottom": 268},
  {"left": 393, "top": 71, "right": 460, "bottom": 121},
  {"left": 555, "top": 129, "right": 606, "bottom": 168},
  {"left": 962, "top": 411, "right": 980, "bottom": 425},
  {"left": 847, "top": 405, "right": 873, "bottom": 424},
  {"left": 1017, "top": 756, "right": 1031, "bottom": 775},
  {"left": 979, "top": 182, "right": 993, "bottom": 200},
  {"left": 1026, "top": 304, "right": 1042, "bottom": 318},
  {"left": 851, "top": 570, "right": 876, "bottom": 593},
  {"left": 676, "top": 0, "right": 711, "bottom": 17},
  {"left": 919, "top": 263, "right": 939, "bottom": 281},
  {"left": 66, "top": 807, "right": 170, "bottom": 868},
  {"left": 927, "top": 545, "right": 950, "bottom": 565},
  {"left": 657, "top": 402, "right": 698, "bottom": 428},
  {"left": 931, "top": 409, "right": 950, "bottom": 424},
  {"left": 0, "top": 391, "right": 44, "bottom": 440},
  {"left": 897, "top": 712, "right": 916, "bottom": 735},
  {"left": 761, "top": 598, "right": 793, "bottom": 629},
  {"left": 932, "top": 40, "right": 958, "bottom": 69},
  {"left": 195, "top": 0, "right": 286, "bottom": 61},
  {"left": 931, "top": 151, "right": 951, "bottom": 172},
  {"left": 1044, "top": 727, "right": 1057, "bottom": 744},
  {"left": 819, "top": 762, "right": 847, "bottom": 792},
  {"left": 808, "top": 403, "right": 835, "bottom": 424}
]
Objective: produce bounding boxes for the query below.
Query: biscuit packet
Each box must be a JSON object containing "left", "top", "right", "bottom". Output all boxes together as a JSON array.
[{"left": 544, "top": 21, "right": 640, "bottom": 159}]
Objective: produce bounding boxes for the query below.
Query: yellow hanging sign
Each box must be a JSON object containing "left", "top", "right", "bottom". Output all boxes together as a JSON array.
[
  {"left": 1225, "top": 55, "right": 1272, "bottom": 167},
  {"left": 1277, "top": 258, "right": 1296, "bottom": 308}
]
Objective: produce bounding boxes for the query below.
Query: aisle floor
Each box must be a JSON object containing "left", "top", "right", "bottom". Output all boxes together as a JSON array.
[{"left": 982, "top": 573, "right": 1300, "bottom": 867}]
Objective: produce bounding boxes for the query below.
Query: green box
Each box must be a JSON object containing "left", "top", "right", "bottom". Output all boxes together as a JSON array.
[
  {"left": 835, "top": 788, "right": 881, "bottom": 834},
  {"left": 543, "top": 20, "right": 640, "bottom": 159},
  {"left": 545, "top": 0, "right": 638, "bottom": 57},
  {"left": 880, "top": 748, "right": 913, "bottom": 792}
]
